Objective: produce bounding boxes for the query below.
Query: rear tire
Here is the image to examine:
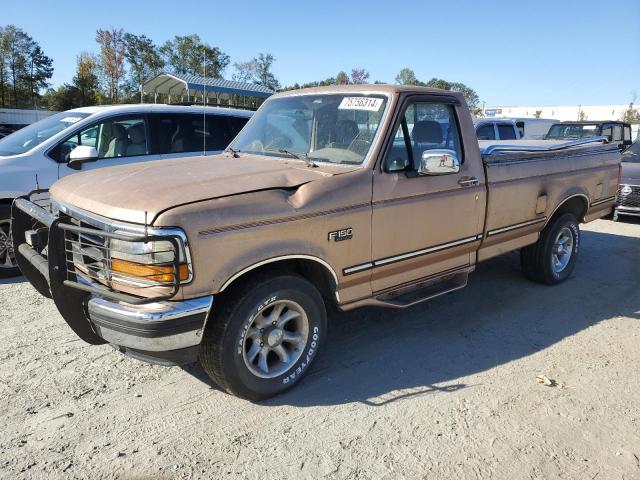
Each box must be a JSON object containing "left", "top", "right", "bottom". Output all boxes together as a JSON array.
[
  {"left": 199, "top": 274, "right": 327, "bottom": 400},
  {"left": 520, "top": 213, "right": 580, "bottom": 285},
  {"left": 0, "top": 205, "right": 20, "bottom": 278}
]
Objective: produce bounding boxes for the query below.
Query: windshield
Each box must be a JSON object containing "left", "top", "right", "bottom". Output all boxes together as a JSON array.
[
  {"left": 230, "top": 94, "right": 388, "bottom": 165},
  {"left": 0, "top": 111, "right": 91, "bottom": 156},
  {"left": 546, "top": 123, "right": 599, "bottom": 140},
  {"left": 622, "top": 139, "right": 640, "bottom": 163}
]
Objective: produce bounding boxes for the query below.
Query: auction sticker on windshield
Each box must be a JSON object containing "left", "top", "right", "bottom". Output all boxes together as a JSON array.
[
  {"left": 61, "top": 117, "right": 83, "bottom": 123},
  {"left": 338, "top": 97, "right": 383, "bottom": 111}
]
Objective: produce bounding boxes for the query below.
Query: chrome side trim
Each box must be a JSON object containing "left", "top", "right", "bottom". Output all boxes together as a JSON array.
[
  {"left": 590, "top": 195, "right": 616, "bottom": 207},
  {"left": 219, "top": 255, "right": 339, "bottom": 292},
  {"left": 487, "top": 217, "right": 547, "bottom": 236},
  {"left": 342, "top": 234, "right": 482, "bottom": 276}
]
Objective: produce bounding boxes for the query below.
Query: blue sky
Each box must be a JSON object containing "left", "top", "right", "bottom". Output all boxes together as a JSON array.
[{"left": 3, "top": 0, "right": 639, "bottom": 106}]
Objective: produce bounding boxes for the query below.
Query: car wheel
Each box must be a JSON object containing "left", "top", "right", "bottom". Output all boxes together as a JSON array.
[
  {"left": 0, "top": 205, "right": 20, "bottom": 278},
  {"left": 520, "top": 213, "right": 580, "bottom": 285},
  {"left": 199, "top": 274, "right": 327, "bottom": 400}
]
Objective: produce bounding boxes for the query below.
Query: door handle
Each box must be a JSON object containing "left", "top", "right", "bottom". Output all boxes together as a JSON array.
[{"left": 458, "top": 176, "right": 479, "bottom": 187}]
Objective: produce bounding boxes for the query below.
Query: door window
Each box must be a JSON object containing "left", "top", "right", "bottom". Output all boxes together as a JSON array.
[
  {"left": 497, "top": 124, "right": 517, "bottom": 140},
  {"left": 476, "top": 123, "right": 495, "bottom": 140},
  {"left": 385, "top": 101, "right": 462, "bottom": 172},
  {"left": 612, "top": 125, "right": 622, "bottom": 142},
  {"left": 50, "top": 116, "right": 148, "bottom": 162}
]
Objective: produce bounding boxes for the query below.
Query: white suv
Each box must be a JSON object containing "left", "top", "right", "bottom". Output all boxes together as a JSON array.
[{"left": 0, "top": 104, "right": 252, "bottom": 277}]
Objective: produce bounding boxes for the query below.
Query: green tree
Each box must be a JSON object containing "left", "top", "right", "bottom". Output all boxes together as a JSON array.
[
  {"left": 425, "top": 78, "right": 480, "bottom": 110},
  {"left": 160, "top": 34, "right": 229, "bottom": 78},
  {"left": 254, "top": 53, "right": 280, "bottom": 90},
  {"left": 96, "top": 28, "right": 126, "bottom": 103},
  {"left": 395, "top": 68, "right": 420, "bottom": 85},
  {"left": 73, "top": 52, "right": 100, "bottom": 106},
  {"left": 123, "top": 33, "right": 164, "bottom": 101},
  {"left": 23, "top": 43, "right": 53, "bottom": 107},
  {"left": 620, "top": 97, "right": 640, "bottom": 124},
  {"left": 336, "top": 71, "right": 350, "bottom": 85}
]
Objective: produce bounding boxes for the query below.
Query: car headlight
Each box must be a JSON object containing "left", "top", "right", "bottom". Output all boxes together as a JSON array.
[{"left": 109, "top": 237, "right": 190, "bottom": 284}]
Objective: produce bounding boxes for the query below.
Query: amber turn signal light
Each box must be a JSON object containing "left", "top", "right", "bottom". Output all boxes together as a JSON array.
[{"left": 111, "top": 259, "right": 189, "bottom": 283}]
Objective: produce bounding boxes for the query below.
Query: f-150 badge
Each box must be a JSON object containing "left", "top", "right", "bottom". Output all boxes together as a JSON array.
[{"left": 328, "top": 228, "right": 353, "bottom": 242}]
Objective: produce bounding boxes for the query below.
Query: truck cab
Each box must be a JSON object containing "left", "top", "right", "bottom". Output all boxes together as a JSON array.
[{"left": 546, "top": 121, "right": 633, "bottom": 148}]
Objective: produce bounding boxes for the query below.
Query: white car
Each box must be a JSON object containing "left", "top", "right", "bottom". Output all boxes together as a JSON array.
[{"left": 0, "top": 104, "right": 252, "bottom": 277}]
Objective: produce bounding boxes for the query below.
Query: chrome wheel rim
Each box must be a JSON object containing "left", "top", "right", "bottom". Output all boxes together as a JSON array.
[
  {"left": 0, "top": 219, "right": 16, "bottom": 270},
  {"left": 242, "top": 300, "right": 309, "bottom": 379},
  {"left": 551, "top": 226, "right": 574, "bottom": 274}
]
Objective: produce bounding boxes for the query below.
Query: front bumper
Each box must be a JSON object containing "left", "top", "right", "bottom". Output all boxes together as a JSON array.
[{"left": 11, "top": 195, "right": 213, "bottom": 366}]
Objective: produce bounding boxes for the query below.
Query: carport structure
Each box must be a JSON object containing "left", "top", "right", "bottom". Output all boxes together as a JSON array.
[{"left": 142, "top": 73, "right": 274, "bottom": 109}]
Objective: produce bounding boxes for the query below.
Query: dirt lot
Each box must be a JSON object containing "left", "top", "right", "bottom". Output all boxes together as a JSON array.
[{"left": 0, "top": 218, "right": 639, "bottom": 480}]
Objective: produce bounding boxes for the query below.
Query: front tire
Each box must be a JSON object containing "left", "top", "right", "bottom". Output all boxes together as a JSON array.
[
  {"left": 0, "top": 205, "right": 20, "bottom": 278},
  {"left": 199, "top": 274, "right": 327, "bottom": 400},
  {"left": 520, "top": 213, "right": 580, "bottom": 285}
]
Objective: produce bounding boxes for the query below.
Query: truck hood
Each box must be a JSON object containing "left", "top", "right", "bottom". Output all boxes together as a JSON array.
[
  {"left": 621, "top": 162, "right": 640, "bottom": 185},
  {"left": 50, "top": 154, "right": 341, "bottom": 224}
]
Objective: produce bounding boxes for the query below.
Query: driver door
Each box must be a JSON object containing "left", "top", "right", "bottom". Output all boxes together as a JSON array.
[{"left": 370, "top": 97, "right": 486, "bottom": 293}]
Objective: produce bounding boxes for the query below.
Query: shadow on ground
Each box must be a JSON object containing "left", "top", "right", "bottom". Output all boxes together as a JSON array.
[
  {"left": 184, "top": 227, "right": 639, "bottom": 406},
  {"left": 0, "top": 275, "right": 26, "bottom": 286}
]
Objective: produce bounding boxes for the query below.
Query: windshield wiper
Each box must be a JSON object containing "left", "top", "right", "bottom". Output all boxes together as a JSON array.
[
  {"left": 225, "top": 146, "right": 240, "bottom": 158},
  {"left": 278, "top": 148, "right": 317, "bottom": 168}
]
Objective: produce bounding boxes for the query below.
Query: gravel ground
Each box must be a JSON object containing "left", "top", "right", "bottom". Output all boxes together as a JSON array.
[{"left": 0, "top": 218, "right": 639, "bottom": 480}]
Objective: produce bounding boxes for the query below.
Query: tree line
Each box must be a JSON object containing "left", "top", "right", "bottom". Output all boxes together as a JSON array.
[{"left": 0, "top": 24, "right": 482, "bottom": 113}]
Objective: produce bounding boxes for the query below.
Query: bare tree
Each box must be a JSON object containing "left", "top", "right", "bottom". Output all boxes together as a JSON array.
[{"left": 96, "top": 28, "right": 126, "bottom": 103}]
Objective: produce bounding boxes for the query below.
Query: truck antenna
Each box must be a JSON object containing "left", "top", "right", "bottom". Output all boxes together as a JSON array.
[
  {"left": 35, "top": 173, "right": 40, "bottom": 191},
  {"left": 144, "top": 211, "right": 148, "bottom": 238}
]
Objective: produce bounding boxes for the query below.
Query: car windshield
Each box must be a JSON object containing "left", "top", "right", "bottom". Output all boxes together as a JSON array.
[
  {"left": 230, "top": 93, "right": 388, "bottom": 165},
  {"left": 0, "top": 111, "right": 91, "bottom": 156},
  {"left": 546, "top": 124, "right": 599, "bottom": 140},
  {"left": 622, "top": 140, "right": 640, "bottom": 163}
]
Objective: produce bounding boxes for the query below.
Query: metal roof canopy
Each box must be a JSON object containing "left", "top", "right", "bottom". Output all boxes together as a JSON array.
[{"left": 143, "top": 73, "right": 274, "bottom": 102}]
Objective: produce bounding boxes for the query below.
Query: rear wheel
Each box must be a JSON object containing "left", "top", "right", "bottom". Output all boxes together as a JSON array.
[
  {"left": 520, "top": 213, "right": 580, "bottom": 285},
  {"left": 199, "top": 274, "right": 327, "bottom": 400},
  {"left": 0, "top": 205, "right": 19, "bottom": 278}
]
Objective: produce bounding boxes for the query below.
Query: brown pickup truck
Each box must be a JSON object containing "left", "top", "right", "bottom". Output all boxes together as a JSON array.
[{"left": 12, "top": 85, "right": 620, "bottom": 400}]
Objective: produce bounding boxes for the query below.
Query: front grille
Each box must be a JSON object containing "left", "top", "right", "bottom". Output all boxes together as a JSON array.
[{"left": 617, "top": 185, "right": 640, "bottom": 208}]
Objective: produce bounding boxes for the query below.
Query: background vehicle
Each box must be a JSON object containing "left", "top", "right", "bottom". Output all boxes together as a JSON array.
[
  {"left": 0, "top": 104, "right": 252, "bottom": 277},
  {"left": 12, "top": 85, "right": 619, "bottom": 400},
  {"left": 511, "top": 118, "right": 557, "bottom": 140},
  {"left": 473, "top": 118, "right": 520, "bottom": 140},
  {"left": 546, "top": 121, "right": 633, "bottom": 148},
  {"left": 614, "top": 139, "right": 640, "bottom": 221}
]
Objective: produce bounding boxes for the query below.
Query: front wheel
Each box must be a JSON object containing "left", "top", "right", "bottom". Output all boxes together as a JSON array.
[
  {"left": 199, "top": 275, "right": 327, "bottom": 400},
  {"left": 0, "top": 205, "right": 20, "bottom": 278},
  {"left": 520, "top": 213, "right": 580, "bottom": 285}
]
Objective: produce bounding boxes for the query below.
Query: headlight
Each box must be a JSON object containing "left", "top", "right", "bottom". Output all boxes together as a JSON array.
[{"left": 109, "top": 237, "right": 190, "bottom": 284}]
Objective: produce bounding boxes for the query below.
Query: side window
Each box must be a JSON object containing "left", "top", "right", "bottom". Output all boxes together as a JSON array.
[
  {"left": 601, "top": 126, "right": 613, "bottom": 141},
  {"left": 516, "top": 121, "right": 525, "bottom": 138},
  {"left": 624, "top": 126, "right": 632, "bottom": 142},
  {"left": 476, "top": 123, "right": 495, "bottom": 140},
  {"left": 612, "top": 125, "right": 622, "bottom": 142},
  {"left": 385, "top": 102, "right": 462, "bottom": 172},
  {"left": 497, "top": 124, "right": 517, "bottom": 140},
  {"left": 227, "top": 115, "right": 249, "bottom": 140},
  {"left": 95, "top": 117, "right": 148, "bottom": 158}
]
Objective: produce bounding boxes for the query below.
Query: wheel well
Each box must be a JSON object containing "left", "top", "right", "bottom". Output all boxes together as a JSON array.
[
  {"left": 220, "top": 259, "right": 338, "bottom": 307},
  {"left": 551, "top": 195, "right": 589, "bottom": 224}
]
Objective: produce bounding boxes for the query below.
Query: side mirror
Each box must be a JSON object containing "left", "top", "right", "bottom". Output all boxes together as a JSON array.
[
  {"left": 418, "top": 149, "right": 460, "bottom": 176},
  {"left": 68, "top": 145, "right": 98, "bottom": 170}
]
